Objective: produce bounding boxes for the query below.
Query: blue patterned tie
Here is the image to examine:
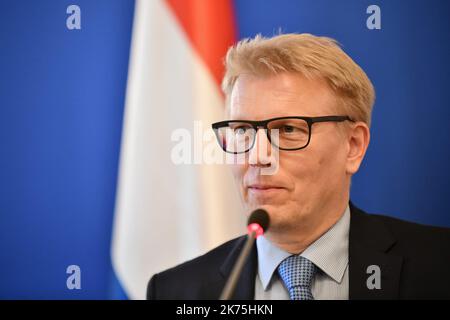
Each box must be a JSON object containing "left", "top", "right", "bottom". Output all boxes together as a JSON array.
[{"left": 277, "top": 255, "right": 316, "bottom": 300}]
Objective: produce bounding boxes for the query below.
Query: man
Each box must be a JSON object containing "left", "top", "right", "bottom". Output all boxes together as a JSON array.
[{"left": 147, "top": 33, "right": 450, "bottom": 300}]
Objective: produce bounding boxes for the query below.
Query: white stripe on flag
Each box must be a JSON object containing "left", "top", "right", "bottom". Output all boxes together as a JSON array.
[{"left": 112, "top": 0, "right": 245, "bottom": 300}]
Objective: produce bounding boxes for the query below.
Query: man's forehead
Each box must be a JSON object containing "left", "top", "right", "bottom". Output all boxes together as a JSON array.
[
  {"left": 228, "top": 73, "right": 337, "bottom": 119},
  {"left": 231, "top": 75, "right": 301, "bottom": 103}
]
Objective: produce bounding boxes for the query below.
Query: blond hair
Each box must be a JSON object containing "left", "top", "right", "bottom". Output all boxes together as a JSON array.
[{"left": 222, "top": 33, "right": 375, "bottom": 127}]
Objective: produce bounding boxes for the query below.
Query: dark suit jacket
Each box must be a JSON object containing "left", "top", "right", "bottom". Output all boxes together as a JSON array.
[{"left": 147, "top": 202, "right": 450, "bottom": 299}]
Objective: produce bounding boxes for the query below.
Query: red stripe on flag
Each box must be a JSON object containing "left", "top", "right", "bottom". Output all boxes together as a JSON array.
[{"left": 165, "top": 0, "right": 237, "bottom": 88}]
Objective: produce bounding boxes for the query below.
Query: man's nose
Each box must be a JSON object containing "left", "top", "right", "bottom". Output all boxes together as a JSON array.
[{"left": 248, "top": 128, "right": 272, "bottom": 167}]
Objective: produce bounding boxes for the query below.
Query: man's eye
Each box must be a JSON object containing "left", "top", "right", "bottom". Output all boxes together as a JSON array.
[
  {"left": 234, "top": 127, "right": 248, "bottom": 134},
  {"left": 278, "top": 125, "right": 307, "bottom": 134},
  {"left": 281, "top": 125, "right": 302, "bottom": 133}
]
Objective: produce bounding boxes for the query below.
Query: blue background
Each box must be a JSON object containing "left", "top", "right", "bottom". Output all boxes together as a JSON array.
[{"left": 0, "top": 0, "right": 449, "bottom": 299}]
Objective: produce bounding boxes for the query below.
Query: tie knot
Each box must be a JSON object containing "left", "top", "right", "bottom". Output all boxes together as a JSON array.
[{"left": 277, "top": 255, "right": 316, "bottom": 300}]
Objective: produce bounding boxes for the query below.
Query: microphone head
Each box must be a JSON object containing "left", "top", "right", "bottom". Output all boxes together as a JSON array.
[{"left": 247, "top": 209, "right": 270, "bottom": 234}]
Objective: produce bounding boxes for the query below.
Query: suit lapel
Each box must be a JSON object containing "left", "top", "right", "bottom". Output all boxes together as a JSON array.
[
  {"left": 219, "top": 236, "right": 258, "bottom": 300},
  {"left": 349, "top": 202, "right": 403, "bottom": 299}
]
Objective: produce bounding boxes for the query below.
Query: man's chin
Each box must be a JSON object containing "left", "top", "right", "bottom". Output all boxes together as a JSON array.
[
  {"left": 262, "top": 219, "right": 296, "bottom": 239},
  {"left": 244, "top": 203, "right": 291, "bottom": 228},
  {"left": 245, "top": 202, "right": 280, "bottom": 214},
  {"left": 246, "top": 196, "right": 287, "bottom": 209}
]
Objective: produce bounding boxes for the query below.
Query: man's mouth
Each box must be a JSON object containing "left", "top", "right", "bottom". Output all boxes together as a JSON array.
[{"left": 247, "top": 184, "right": 285, "bottom": 193}]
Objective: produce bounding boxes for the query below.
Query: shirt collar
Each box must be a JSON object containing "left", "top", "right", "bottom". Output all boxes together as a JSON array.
[{"left": 256, "top": 204, "right": 350, "bottom": 290}]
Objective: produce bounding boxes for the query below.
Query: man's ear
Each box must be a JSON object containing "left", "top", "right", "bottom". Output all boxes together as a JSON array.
[{"left": 345, "top": 122, "right": 370, "bottom": 175}]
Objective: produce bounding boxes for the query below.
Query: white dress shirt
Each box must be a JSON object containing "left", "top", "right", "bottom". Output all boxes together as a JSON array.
[{"left": 254, "top": 205, "right": 350, "bottom": 300}]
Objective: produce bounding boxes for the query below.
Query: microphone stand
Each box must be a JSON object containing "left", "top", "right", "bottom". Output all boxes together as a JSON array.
[{"left": 219, "top": 231, "right": 256, "bottom": 300}]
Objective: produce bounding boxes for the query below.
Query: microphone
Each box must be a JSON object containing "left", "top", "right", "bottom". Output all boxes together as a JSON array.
[{"left": 219, "top": 209, "right": 270, "bottom": 300}]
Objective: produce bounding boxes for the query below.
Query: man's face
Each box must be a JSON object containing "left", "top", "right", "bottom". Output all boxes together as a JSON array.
[{"left": 229, "top": 73, "right": 351, "bottom": 234}]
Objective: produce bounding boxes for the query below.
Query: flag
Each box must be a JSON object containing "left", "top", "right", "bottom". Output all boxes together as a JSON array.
[{"left": 111, "top": 0, "right": 245, "bottom": 300}]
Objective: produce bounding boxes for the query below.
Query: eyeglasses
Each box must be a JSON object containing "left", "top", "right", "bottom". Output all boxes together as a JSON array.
[{"left": 212, "top": 116, "right": 354, "bottom": 154}]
